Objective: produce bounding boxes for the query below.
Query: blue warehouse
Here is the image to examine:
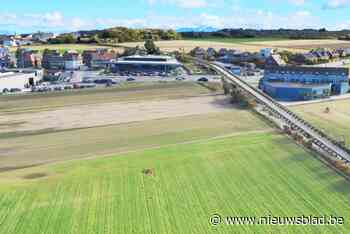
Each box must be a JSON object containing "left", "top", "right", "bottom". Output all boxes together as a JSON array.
[{"left": 260, "top": 66, "right": 350, "bottom": 101}]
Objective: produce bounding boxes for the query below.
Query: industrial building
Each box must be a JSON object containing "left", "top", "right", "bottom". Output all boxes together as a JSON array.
[
  {"left": 260, "top": 66, "right": 349, "bottom": 101},
  {"left": 0, "top": 69, "right": 43, "bottom": 92},
  {"left": 111, "top": 55, "right": 183, "bottom": 75}
]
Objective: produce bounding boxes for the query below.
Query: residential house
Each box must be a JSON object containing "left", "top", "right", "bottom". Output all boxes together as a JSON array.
[
  {"left": 3, "top": 39, "right": 17, "bottom": 47},
  {"left": 294, "top": 53, "right": 318, "bottom": 64},
  {"left": 20, "top": 34, "right": 33, "bottom": 40},
  {"left": 190, "top": 47, "right": 207, "bottom": 59},
  {"left": 17, "top": 40, "right": 33, "bottom": 46},
  {"left": 82, "top": 49, "right": 117, "bottom": 69},
  {"left": 260, "top": 48, "right": 277, "bottom": 58},
  {"left": 16, "top": 49, "right": 42, "bottom": 68},
  {"left": 218, "top": 48, "right": 228, "bottom": 57},
  {"left": 312, "top": 49, "right": 330, "bottom": 61},
  {"left": 0, "top": 47, "right": 9, "bottom": 58},
  {"left": 206, "top": 48, "right": 217, "bottom": 60},
  {"left": 42, "top": 50, "right": 65, "bottom": 70},
  {"left": 0, "top": 55, "right": 12, "bottom": 68},
  {"left": 329, "top": 50, "right": 340, "bottom": 60},
  {"left": 336, "top": 49, "right": 347, "bottom": 58},
  {"left": 265, "top": 54, "right": 286, "bottom": 67},
  {"left": 63, "top": 51, "right": 83, "bottom": 70},
  {"left": 0, "top": 47, "right": 10, "bottom": 68},
  {"left": 32, "top": 32, "right": 55, "bottom": 42},
  {"left": 217, "top": 49, "right": 256, "bottom": 64},
  {"left": 344, "top": 48, "right": 350, "bottom": 56}
]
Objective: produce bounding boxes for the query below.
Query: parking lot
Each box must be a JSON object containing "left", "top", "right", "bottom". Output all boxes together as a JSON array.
[{"left": 1, "top": 69, "right": 222, "bottom": 95}]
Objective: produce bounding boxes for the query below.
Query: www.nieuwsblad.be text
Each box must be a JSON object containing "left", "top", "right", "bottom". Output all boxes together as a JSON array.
[{"left": 210, "top": 214, "right": 344, "bottom": 226}]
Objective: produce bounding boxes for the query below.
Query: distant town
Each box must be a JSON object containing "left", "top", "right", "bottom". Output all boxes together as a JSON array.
[{"left": 1, "top": 27, "right": 350, "bottom": 103}]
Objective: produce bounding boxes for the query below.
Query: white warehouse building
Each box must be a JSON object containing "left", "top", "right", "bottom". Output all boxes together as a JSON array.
[
  {"left": 0, "top": 69, "right": 43, "bottom": 92},
  {"left": 111, "top": 55, "right": 183, "bottom": 75}
]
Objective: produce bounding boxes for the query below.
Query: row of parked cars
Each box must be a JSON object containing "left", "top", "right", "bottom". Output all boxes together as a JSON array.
[
  {"left": 2, "top": 83, "right": 98, "bottom": 94},
  {"left": 1, "top": 76, "right": 210, "bottom": 94},
  {"left": 33, "top": 83, "right": 101, "bottom": 92},
  {"left": 115, "top": 71, "right": 172, "bottom": 77},
  {"left": 2, "top": 88, "right": 23, "bottom": 93},
  {"left": 175, "top": 77, "right": 209, "bottom": 82}
]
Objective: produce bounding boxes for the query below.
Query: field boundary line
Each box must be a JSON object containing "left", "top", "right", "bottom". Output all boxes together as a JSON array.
[{"left": 0, "top": 130, "right": 276, "bottom": 173}]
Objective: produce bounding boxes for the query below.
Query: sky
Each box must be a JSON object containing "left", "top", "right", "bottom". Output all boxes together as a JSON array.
[{"left": 2, "top": 0, "right": 350, "bottom": 33}]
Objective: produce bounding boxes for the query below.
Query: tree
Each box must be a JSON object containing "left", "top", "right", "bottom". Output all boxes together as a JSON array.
[
  {"left": 48, "top": 34, "right": 77, "bottom": 44},
  {"left": 144, "top": 39, "right": 160, "bottom": 55}
]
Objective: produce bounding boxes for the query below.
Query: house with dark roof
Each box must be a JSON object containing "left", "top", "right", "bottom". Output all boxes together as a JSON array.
[{"left": 82, "top": 49, "right": 117, "bottom": 69}]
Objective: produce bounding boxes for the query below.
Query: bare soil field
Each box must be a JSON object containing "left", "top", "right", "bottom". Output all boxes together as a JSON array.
[
  {"left": 0, "top": 95, "right": 233, "bottom": 133},
  {"left": 246, "top": 39, "right": 350, "bottom": 50},
  {"left": 0, "top": 110, "right": 272, "bottom": 170},
  {"left": 0, "top": 81, "right": 274, "bottom": 170},
  {"left": 0, "top": 82, "right": 213, "bottom": 115},
  {"left": 119, "top": 39, "right": 350, "bottom": 53},
  {"left": 119, "top": 40, "right": 307, "bottom": 53}
]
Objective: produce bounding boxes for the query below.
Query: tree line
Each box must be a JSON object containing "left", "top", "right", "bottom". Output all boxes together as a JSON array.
[
  {"left": 48, "top": 27, "right": 181, "bottom": 44},
  {"left": 181, "top": 28, "right": 350, "bottom": 40}
]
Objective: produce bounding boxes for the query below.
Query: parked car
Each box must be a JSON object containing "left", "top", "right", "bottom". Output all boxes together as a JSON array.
[
  {"left": 176, "top": 77, "right": 186, "bottom": 81},
  {"left": 10, "top": 88, "right": 22, "bottom": 93},
  {"left": 54, "top": 86, "right": 63, "bottom": 91},
  {"left": 197, "top": 77, "right": 209, "bottom": 82},
  {"left": 83, "top": 79, "right": 94, "bottom": 84},
  {"left": 127, "top": 77, "right": 136, "bottom": 82},
  {"left": 64, "top": 85, "right": 73, "bottom": 90}
]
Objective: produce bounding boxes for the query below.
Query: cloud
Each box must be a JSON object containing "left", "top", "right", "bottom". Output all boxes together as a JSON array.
[
  {"left": 0, "top": 8, "right": 346, "bottom": 33},
  {"left": 147, "top": 0, "right": 207, "bottom": 8},
  {"left": 288, "top": 0, "right": 306, "bottom": 5},
  {"left": 323, "top": 0, "right": 350, "bottom": 9}
]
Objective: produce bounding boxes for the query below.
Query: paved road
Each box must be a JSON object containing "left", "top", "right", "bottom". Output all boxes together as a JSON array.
[{"left": 211, "top": 62, "right": 350, "bottom": 163}]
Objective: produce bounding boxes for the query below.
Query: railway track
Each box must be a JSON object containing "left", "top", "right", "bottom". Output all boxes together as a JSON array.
[{"left": 199, "top": 59, "right": 350, "bottom": 164}]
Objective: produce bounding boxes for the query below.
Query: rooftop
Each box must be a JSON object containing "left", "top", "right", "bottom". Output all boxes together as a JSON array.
[
  {"left": 264, "top": 81, "right": 331, "bottom": 89},
  {"left": 0, "top": 71, "right": 35, "bottom": 79},
  {"left": 116, "top": 55, "right": 181, "bottom": 65},
  {"left": 266, "top": 65, "right": 349, "bottom": 76}
]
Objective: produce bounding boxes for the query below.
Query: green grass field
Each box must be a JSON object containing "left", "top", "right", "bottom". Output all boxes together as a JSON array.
[
  {"left": 1, "top": 82, "right": 349, "bottom": 233},
  {"left": 292, "top": 99, "right": 350, "bottom": 147},
  {"left": 0, "top": 132, "right": 349, "bottom": 233}
]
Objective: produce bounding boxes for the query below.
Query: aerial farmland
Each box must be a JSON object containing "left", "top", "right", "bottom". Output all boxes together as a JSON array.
[
  {"left": 1, "top": 80, "right": 350, "bottom": 233},
  {"left": 2, "top": 1, "right": 350, "bottom": 232}
]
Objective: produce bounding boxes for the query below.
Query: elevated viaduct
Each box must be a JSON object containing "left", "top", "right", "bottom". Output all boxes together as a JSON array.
[{"left": 199, "top": 59, "right": 350, "bottom": 164}]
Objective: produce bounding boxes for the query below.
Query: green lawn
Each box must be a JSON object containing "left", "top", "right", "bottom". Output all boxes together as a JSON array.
[
  {"left": 0, "top": 132, "right": 349, "bottom": 233},
  {"left": 182, "top": 36, "right": 290, "bottom": 44}
]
